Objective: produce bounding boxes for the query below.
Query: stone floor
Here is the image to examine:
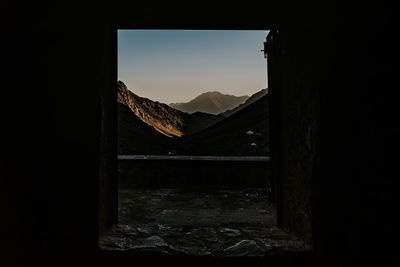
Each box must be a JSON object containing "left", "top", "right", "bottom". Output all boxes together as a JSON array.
[{"left": 100, "top": 188, "right": 306, "bottom": 256}]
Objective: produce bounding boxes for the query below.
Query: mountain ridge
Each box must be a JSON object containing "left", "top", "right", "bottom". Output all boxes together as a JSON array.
[
  {"left": 169, "top": 91, "right": 249, "bottom": 115},
  {"left": 173, "top": 94, "right": 269, "bottom": 156},
  {"left": 118, "top": 81, "right": 269, "bottom": 156},
  {"left": 221, "top": 88, "right": 268, "bottom": 117},
  {"left": 118, "top": 81, "right": 224, "bottom": 138}
]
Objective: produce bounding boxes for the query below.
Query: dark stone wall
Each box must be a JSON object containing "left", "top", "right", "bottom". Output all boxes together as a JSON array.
[
  {"left": 311, "top": 3, "right": 398, "bottom": 266},
  {"left": 2, "top": 1, "right": 396, "bottom": 267},
  {"left": 118, "top": 160, "right": 270, "bottom": 188},
  {"left": 274, "top": 24, "right": 317, "bottom": 247}
]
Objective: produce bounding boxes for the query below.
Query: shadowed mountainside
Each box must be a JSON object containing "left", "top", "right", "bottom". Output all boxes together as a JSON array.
[
  {"left": 221, "top": 88, "right": 268, "bottom": 117},
  {"left": 169, "top": 91, "right": 249, "bottom": 115},
  {"left": 171, "top": 94, "right": 269, "bottom": 156},
  {"left": 118, "top": 103, "right": 171, "bottom": 154},
  {"left": 118, "top": 81, "right": 224, "bottom": 137}
]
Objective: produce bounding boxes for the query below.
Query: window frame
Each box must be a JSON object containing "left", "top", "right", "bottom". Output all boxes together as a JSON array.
[{"left": 98, "top": 25, "right": 308, "bottom": 255}]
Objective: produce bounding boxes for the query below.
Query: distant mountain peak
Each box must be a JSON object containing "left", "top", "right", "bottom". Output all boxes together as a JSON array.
[
  {"left": 200, "top": 91, "right": 222, "bottom": 95},
  {"left": 169, "top": 91, "right": 249, "bottom": 115}
]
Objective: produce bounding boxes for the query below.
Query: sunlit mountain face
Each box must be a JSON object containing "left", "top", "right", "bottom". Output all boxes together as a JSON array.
[{"left": 118, "top": 81, "right": 269, "bottom": 156}]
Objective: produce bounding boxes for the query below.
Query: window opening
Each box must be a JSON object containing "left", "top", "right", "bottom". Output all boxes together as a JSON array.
[{"left": 100, "top": 29, "right": 306, "bottom": 256}]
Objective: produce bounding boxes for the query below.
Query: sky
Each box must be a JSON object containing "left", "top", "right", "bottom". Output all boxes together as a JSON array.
[{"left": 118, "top": 30, "right": 269, "bottom": 104}]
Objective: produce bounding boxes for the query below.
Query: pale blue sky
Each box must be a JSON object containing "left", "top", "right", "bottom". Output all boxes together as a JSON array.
[{"left": 118, "top": 30, "right": 269, "bottom": 104}]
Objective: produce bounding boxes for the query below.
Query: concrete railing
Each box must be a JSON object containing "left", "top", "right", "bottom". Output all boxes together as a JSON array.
[{"left": 118, "top": 155, "right": 270, "bottom": 162}]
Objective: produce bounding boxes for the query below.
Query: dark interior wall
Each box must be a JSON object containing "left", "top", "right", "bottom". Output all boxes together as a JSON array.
[
  {"left": 271, "top": 4, "right": 398, "bottom": 265},
  {"left": 273, "top": 20, "right": 317, "bottom": 247},
  {"left": 2, "top": 1, "right": 397, "bottom": 267},
  {"left": 99, "top": 24, "right": 118, "bottom": 236},
  {"left": 312, "top": 3, "right": 398, "bottom": 266},
  {"left": 2, "top": 2, "right": 107, "bottom": 266}
]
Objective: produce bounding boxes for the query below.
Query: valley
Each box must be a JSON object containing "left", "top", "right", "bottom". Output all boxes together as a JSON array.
[{"left": 118, "top": 81, "right": 269, "bottom": 156}]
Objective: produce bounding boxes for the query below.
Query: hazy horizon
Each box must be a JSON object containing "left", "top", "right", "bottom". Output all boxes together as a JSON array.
[{"left": 118, "top": 30, "right": 269, "bottom": 104}]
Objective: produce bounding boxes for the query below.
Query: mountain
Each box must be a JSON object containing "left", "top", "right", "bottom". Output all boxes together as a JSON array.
[
  {"left": 118, "top": 81, "right": 223, "bottom": 138},
  {"left": 171, "top": 94, "right": 270, "bottom": 156},
  {"left": 221, "top": 88, "right": 268, "bottom": 117},
  {"left": 118, "top": 81, "right": 269, "bottom": 156},
  {"left": 169, "top": 91, "right": 249, "bottom": 115},
  {"left": 118, "top": 103, "right": 170, "bottom": 154}
]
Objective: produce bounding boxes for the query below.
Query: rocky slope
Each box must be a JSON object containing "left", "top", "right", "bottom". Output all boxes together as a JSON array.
[
  {"left": 118, "top": 81, "right": 223, "bottom": 138},
  {"left": 118, "top": 103, "right": 170, "bottom": 154},
  {"left": 169, "top": 91, "right": 249, "bottom": 115}
]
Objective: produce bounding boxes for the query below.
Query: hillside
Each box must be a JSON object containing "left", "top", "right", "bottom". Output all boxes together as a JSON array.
[
  {"left": 169, "top": 91, "right": 249, "bottom": 115},
  {"left": 221, "top": 88, "right": 268, "bottom": 117},
  {"left": 118, "top": 81, "right": 223, "bottom": 137},
  {"left": 172, "top": 94, "right": 269, "bottom": 156},
  {"left": 118, "top": 103, "right": 170, "bottom": 155},
  {"left": 118, "top": 81, "right": 269, "bottom": 156}
]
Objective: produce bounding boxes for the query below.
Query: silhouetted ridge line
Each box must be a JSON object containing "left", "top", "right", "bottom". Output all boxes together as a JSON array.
[{"left": 221, "top": 88, "right": 268, "bottom": 117}]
